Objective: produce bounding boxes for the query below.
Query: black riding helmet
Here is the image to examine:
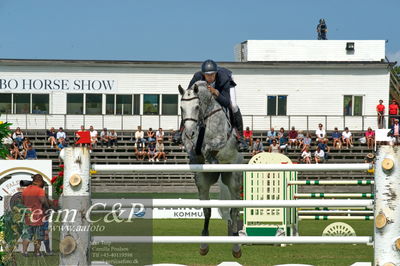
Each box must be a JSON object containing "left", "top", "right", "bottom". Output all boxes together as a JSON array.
[{"left": 201, "top": 59, "right": 218, "bottom": 74}]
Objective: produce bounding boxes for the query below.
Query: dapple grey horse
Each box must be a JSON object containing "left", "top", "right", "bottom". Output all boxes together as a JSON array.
[{"left": 178, "top": 81, "right": 243, "bottom": 258}]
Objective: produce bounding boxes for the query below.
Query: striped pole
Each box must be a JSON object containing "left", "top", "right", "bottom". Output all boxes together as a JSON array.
[
  {"left": 299, "top": 216, "right": 373, "bottom": 221},
  {"left": 288, "top": 180, "right": 374, "bottom": 185},
  {"left": 294, "top": 193, "right": 374, "bottom": 198}
]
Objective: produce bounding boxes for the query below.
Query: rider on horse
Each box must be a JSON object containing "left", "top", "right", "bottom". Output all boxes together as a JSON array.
[{"left": 187, "top": 59, "right": 248, "bottom": 150}]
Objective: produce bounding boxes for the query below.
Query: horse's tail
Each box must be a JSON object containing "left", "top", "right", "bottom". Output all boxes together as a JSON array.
[{"left": 217, "top": 178, "right": 232, "bottom": 221}]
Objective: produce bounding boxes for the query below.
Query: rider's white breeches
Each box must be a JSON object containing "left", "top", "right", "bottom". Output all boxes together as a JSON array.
[{"left": 230, "top": 87, "right": 239, "bottom": 113}]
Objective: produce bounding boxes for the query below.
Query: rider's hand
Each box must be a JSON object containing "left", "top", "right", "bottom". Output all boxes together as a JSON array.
[{"left": 207, "top": 85, "right": 219, "bottom": 97}]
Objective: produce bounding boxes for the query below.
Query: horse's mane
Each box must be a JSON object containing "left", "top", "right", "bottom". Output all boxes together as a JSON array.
[{"left": 190, "top": 80, "right": 214, "bottom": 105}]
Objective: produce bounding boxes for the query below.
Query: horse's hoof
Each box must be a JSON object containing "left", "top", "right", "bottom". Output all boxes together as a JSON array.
[
  {"left": 232, "top": 249, "right": 242, "bottom": 258},
  {"left": 199, "top": 246, "right": 209, "bottom": 256}
]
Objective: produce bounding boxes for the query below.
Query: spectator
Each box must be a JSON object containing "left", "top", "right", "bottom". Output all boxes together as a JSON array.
[
  {"left": 147, "top": 141, "right": 157, "bottom": 162},
  {"left": 155, "top": 139, "right": 167, "bottom": 162},
  {"left": 22, "top": 174, "right": 50, "bottom": 257},
  {"left": 22, "top": 137, "right": 32, "bottom": 152},
  {"left": 297, "top": 130, "right": 305, "bottom": 149},
  {"left": 252, "top": 138, "right": 264, "bottom": 156},
  {"left": 89, "top": 126, "right": 98, "bottom": 150},
  {"left": 389, "top": 100, "right": 399, "bottom": 127},
  {"left": 47, "top": 127, "right": 57, "bottom": 148},
  {"left": 315, "top": 124, "right": 327, "bottom": 144},
  {"left": 314, "top": 146, "right": 325, "bottom": 164},
  {"left": 364, "top": 152, "right": 375, "bottom": 164},
  {"left": 279, "top": 131, "right": 288, "bottom": 154},
  {"left": 75, "top": 125, "right": 86, "bottom": 145},
  {"left": 57, "top": 137, "right": 67, "bottom": 154},
  {"left": 24, "top": 144, "right": 38, "bottom": 160},
  {"left": 331, "top": 127, "right": 342, "bottom": 149},
  {"left": 12, "top": 127, "right": 24, "bottom": 149},
  {"left": 301, "top": 132, "right": 312, "bottom": 152},
  {"left": 278, "top": 127, "right": 285, "bottom": 140},
  {"left": 342, "top": 127, "right": 354, "bottom": 149},
  {"left": 171, "top": 129, "right": 184, "bottom": 150},
  {"left": 376, "top": 99, "right": 385, "bottom": 129},
  {"left": 100, "top": 128, "right": 111, "bottom": 148},
  {"left": 268, "top": 139, "right": 280, "bottom": 153},
  {"left": 243, "top": 126, "right": 253, "bottom": 149},
  {"left": 147, "top": 128, "right": 156, "bottom": 142},
  {"left": 389, "top": 119, "right": 400, "bottom": 144},
  {"left": 135, "top": 126, "right": 146, "bottom": 146},
  {"left": 56, "top": 127, "right": 66, "bottom": 141},
  {"left": 288, "top": 126, "right": 298, "bottom": 149},
  {"left": 109, "top": 130, "right": 118, "bottom": 147},
  {"left": 316, "top": 19, "right": 328, "bottom": 40},
  {"left": 301, "top": 147, "right": 312, "bottom": 164},
  {"left": 156, "top": 128, "right": 164, "bottom": 141},
  {"left": 365, "top": 127, "right": 375, "bottom": 150},
  {"left": 266, "top": 127, "right": 277, "bottom": 145},
  {"left": 10, "top": 142, "right": 22, "bottom": 159},
  {"left": 135, "top": 142, "right": 146, "bottom": 161},
  {"left": 317, "top": 139, "right": 330, "bottom": 161}
]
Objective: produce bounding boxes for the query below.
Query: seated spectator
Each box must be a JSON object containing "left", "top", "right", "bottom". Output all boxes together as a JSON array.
[
  {"left": 389, "top": 119, "right": 400, "bottom": 145},
  {"left": 135, "top": 143, "right": 146, "bottom": 161},
  {"left": 279, "top": 132, "right": 288, "bottom": 154},
  {"left": 75, "top": 125, "right": 91, "bottom": 147},
  {"left": 22, "top": 137, "right": 32, "bottom": 152},
  {"left": 12, "top": 127, "right": 24, "bottom": 149},
  {"left": 100, "top": 128, "right": 111, "bottom": 148},
  {"left": 10, "top": 142, "right": 22, "bottom": 160},
  {"left": 156, "top": 128, "right": 164, "bottom": 141},
  {"left": 147, "top": 128, "right": 156, "bottom": 142},
  {"left": 89, "top": 126, "right": 98, "bottom": 149},
  {"left": 288, "top": 126, "right": 298, "bottom": 149},
  {"left": 266, "top": 128, "right": 277, "bottom": 145},
  {"left": 243, "top": 127, "right": 253, "bottom": 149},
  {"left": 315, "top": 123, "right": 327, "bottom": 144},
  {"left": 297, "top": 130, "right": 305, "bottom": 149},
  {"left": 331, "top": 127, "right": 342, "bottom": 149},
  {"left": 301, "top": 132, "right": 312, "bottom": 151},
  {"left": 56, "top": 127, "right": 67, "bottom": 141},
  {"left": 24, "top": 144, "right": 37, "bottom": 160},
  {"left": 252, "top": 138, "right": 264, "bottom": 156},
  {"left": 268, "top": 139, "right": 280, "bottom": 153},
  {"left": 135, "top": 126, "right": 146, "bottom": 145},
  {"left": 364, "top": 152, "right": 375, "bottom": 164},
  {"left": 342, "top": 127, "right": 353, "bottom": 149},
  {"left": 278, "top": 127, "right": 285, "bottom": 140},
  {"left": 317, "top": 139, "right": 330, "bottom": 160},
  {"left": 365, "top": 127, "right": 375, "bottom": 150},
  {"left": 47, "top": 127, "right": 57, "bottom": 148},
  {"left": 147, "top": 141, "right": 157, "bottom": 162},
  {"left": 57, "top": 137, "right": 67, "bottom": 154},
  {"left": 109, "top": 130, "right": 118, "bottom": 147},
  {"left": 155, "top": 139, "right": 167, "bottom": 162},
  {"left": 171, "top": 129, "right": 184, "bottom": 150},
  {"left": 301, "top": 147, "right": 312, "bottom": 164},
  {"left": 314, "top": 146, "right": 325, "bottom": 164}
]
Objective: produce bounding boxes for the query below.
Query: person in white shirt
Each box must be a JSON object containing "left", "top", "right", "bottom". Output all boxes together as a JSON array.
[
  {"left": 135, "top": 126, "right": 146, "bottom": 146},
  {"left": 56, "top": 127, "right": 66, "bottom": 140},
  {"left": 341, "top": 127, "right": 353, "bottom": 149},
  {"left": 156, "top": 127, "right": 164, "bottom": 141},
  {"left": 314, "top": 147, "right": 325, "bottom": 164},
  {"left": 315, "top": 123, "right": 327, "bottom": 144},
  {"left": 301, "top": 147, "right": 311, "bottom": 164}
]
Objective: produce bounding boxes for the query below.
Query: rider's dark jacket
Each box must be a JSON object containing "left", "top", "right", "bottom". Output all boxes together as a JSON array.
[{"left": 187, "top": 67, "right": 236, "bottom": 108}]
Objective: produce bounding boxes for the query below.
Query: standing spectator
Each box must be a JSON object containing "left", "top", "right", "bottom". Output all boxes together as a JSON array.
[
  {"left": 12, "top": 127, "right": 24, "bottom": 149},
  {"left": 135, "top": 126, "right": 146, "bottom": 146},
  {"left": 365, "top": 127, "right": 375, "bottom": 150},
  {"left": 243, "top": 126, "right": 253, "bottom": 148},
  {"left": 89, "top": 126, "right": 98, "bottom": 150},
  {"left": 155, "top": 139, "right": 167, "bottom": 162},
  {"left": 389, "top": 119, "right": 400, "bottom": 144},
  {"left": 147, "top": 141, "right": 157, "bottom": 162},
  {"left": 24, "top": 144, "right": 38, "bottom": 160},
  {"left": 266, "top": 127, "right": 277, "bottom": 145},
  {"left": 288, "top": 126, "right": 298, "bottom": 149},
  {"left": 315, "top": 124, "right": 327, "bottom": 144},
  {"left": 156, "top": 128, "right": 164, "bottom": 141},
  {"left": 301, "top": 132, "right": 312, "bottom": 152},
  {"left": 109, "top": 130, "right": 118, "bottom": 147},
  {"left": 389, "top": 100, "right": 399, "bottom": 127},
  {"left": 301, "top": 147, "right": 312, "bottom": 164},
  {"left": 376, "top": 99, "right": 385, "bottom": 129},
  {"left": 252, "top": 138, "right": 264, "bottom": 156},
  {"left": 147, "top": 128, "right": 156, "bottom": 142},
  {"left": 56, "top": 127, "right": 66, "bottom": 141},
  {"left": 268, "top": 139, "right": 280, "bottom": 153},
  {"left": 316, "top": 19, "right": 328, "bottom": 40},
  {"left": 47, "top": 127, "right": 57, "bottom": 148},
  {"left": 100, "top": 128, "right": 111, "bottom": 148},
  {"left": 342, "top": 127, "right": 354, "bottom": 149},
  {"left": 331, "top": 127, "right": 342, "bottom": 149},
  {"left": 314, "top": 147, "right": 325, "bottom": 164}
]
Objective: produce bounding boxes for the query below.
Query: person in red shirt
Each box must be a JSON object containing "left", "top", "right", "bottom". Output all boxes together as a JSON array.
[
  {"left": 376, "top": 99, "right": 385, "bottom": 129},
  {"left": 243, "top": 126, "right": 253, "bottom": 148},
  {"left": 22, "top": 174, "right": 50, "bottom": 256},
  {"left": 389, "top": 100, "right": 399, "bottom": 127}
]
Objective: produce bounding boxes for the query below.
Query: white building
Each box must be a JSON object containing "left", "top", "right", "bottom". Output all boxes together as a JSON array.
[{"left": 0, "top": 40, "right": 391, "bottom": 131}]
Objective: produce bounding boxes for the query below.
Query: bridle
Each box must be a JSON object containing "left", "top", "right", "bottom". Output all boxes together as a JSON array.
[{"left": 181, "top": 96, "right": 200, "bottom": 124}]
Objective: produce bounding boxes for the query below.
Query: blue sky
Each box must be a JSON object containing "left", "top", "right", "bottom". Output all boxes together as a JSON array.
[{"left": 0, "top": 0, "right": 399, "bottom": 63}]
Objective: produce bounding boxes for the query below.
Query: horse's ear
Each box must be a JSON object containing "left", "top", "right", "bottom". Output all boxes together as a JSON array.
[
  {"left": 193, "top": 84, "right": 199, "bottom": 94},
  {"left": 178, "top": 85, "right": 185, "bottom": 96}
]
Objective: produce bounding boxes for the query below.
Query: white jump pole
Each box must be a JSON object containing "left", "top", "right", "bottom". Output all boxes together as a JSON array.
[
  {"left": 374, "top": 146, "right": 400, "bottom": 265},
  {"left": 91, "top": 199, "right": 374, "bottom": 208},
  {"left": 92, "top": 163, "right": 372, "bottom": 173},
  {"left": 92, "top": 236, "right": 372, "bottom": 245}
]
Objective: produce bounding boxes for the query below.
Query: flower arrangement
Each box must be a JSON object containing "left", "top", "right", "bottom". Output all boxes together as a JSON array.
[
  {"left": 0, "top": 122, "right": 12, "bottom": 159},
  {"left": 51, "top": 164, "right": 64, "bottom": 197}
]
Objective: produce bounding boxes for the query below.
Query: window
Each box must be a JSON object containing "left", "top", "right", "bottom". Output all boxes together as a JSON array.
[
  {"left": 0, "top": 94, "right": 11, "bottom": 113},
  {"left": 267, "top": 95, "right": 287, "bottom": 116},
  {"left": 133, "top": 94, "right": 140, "bottom": 115},
  {"left": 32, "top": 94, "right": 49, "bottom": 114},
  {"left": 67, "top": 94, "right": 84, "bottom": 115},
  {"left": 344, "top": 95, "right": 363, "bottom": 116},
  {"left": 106, "top": 95, "right": 115, "bottom": 115},
  {"left": 14, "top": 94, "right": 30, "bottom": 114},
  {"left": 86, "top": 94, "right": 102, "bottom": 115},
  {"left": 143, "top": 94, "right": 159, "bottom": 115},
  {"left": 116, "top": 95, "right": 132, "bottom": 115},
  {"left": 162, "top": 94, "right": 178, "bottom": 115}
]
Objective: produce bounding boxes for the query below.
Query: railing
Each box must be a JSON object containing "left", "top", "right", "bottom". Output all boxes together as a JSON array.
[{"left": 0, "top": 113, "right": 393, "bottom": 131}]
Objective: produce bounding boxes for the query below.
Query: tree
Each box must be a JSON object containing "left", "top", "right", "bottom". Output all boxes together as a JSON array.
[{"left": 0, "top": 122, "right": 12, "bottom": 159}]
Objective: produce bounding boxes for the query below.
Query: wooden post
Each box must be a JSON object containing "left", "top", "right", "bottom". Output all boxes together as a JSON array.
[
  {"left": 374, "top": 146, "right": 400, "bottom": 265},
  {"left": 59, "top": 147, "right": 91, "bottom": 266}
]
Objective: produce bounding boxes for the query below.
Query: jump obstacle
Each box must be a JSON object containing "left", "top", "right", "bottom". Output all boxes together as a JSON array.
[{"left": 59, "top": 146, "right": 398, "bottom": 266}]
